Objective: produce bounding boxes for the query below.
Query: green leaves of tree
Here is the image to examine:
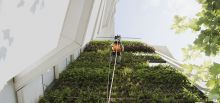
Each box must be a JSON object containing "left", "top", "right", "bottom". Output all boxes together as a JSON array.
[
  {"left": 208, "top": 63, "right": 220, "bottom": 99},
  {"left": 172, "top": 0, "right": 220, "bottom": 101},
  {"left": 207, "top": 80, "right": 216, "bottom": 90},
  {"left": 182, "top": 45, "right": 203, "bottom": 61},
  {"left": 210, "top": 63, "right": 220, "bottom": 76},
  {"left": 171, "top": 16, "right": 188, "bottom": 34},
  {"left": 172, "top": 0, "right": 220, "bottom": 56}
]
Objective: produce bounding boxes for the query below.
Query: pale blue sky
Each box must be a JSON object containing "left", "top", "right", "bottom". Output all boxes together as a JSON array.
[{"left": 115, "top": 0, "right": 201, "bottom": 61}]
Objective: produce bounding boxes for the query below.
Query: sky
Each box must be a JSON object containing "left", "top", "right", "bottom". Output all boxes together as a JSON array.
[{"left": 115, "top": 0, "right": 202, "bottom": 61}]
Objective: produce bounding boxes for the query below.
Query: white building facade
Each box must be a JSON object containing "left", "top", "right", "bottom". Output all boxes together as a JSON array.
[{"left": 0, "top": 0, "right": 118, "bottom": 103}]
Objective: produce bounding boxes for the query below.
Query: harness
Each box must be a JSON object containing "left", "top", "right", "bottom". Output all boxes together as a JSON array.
[{"left": 112, "top": 42, "right": 122, "bottom": 52}]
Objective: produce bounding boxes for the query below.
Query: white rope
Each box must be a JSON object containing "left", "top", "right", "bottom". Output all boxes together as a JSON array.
[
  {"left": 106, "top": 52, "right": 112, "bottom": 99},
  {"left": 107, "top": 51, "right": 117, "bottom": 103},
  {"left": 107, "top": 42, "right": 119, "bottom": 103}
]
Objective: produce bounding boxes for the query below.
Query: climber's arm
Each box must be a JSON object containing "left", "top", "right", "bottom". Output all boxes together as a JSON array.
[
  {"left": 110, "top": 43, "right": 114, "bottom": 51},
  {"left": 121, "top": 45, "right": 124, "bottom": 52}
]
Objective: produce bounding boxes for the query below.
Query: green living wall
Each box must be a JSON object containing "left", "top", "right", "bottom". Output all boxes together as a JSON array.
[{"left": 39, "top": 41, "right": 207, "bottom": 103}]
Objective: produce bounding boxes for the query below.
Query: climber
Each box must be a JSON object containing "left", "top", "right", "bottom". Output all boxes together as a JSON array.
[{"left": 110, "top": 35, "right": 124, "bottom": 64}]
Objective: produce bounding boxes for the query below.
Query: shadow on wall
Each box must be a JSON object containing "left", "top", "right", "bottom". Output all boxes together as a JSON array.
[
  {"left": 17, "top": 0, "right": 25, "bottom": 8},
  {"left": 0, "top": 29, "right": 13, "bottom": 62},
  {"left": 0, "top": 47, "right": 7, "bottom": 61},
  {"left": 2, "top": 29, "right": 13, "bottom": 46},
  {"left": 17, "top": 0, "right": 45, "bottom": 14}
]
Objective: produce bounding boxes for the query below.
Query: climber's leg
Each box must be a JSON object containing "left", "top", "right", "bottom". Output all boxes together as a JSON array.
[
  {"left": 111, "top": 52, "right": 116, "bottom": 64},
  {"left": 117, "top": 52, "right": 121, "bottom": 64}
]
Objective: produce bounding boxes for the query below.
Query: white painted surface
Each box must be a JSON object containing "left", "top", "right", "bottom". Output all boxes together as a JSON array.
[
  {"left": 17, "top": 76, "right": 43, "bottom": 103},
  {"left": 95, "top": 0, "right": 117, "bottom": 38},
  {"left": 75, "top": 0, "right": 94, "bottom": 46},
  {"left": 92, "top": 0, "right": 105, "bottom": 39},
  {"left": 66, "top": 56, "right": 71, "bottom": 66},
  {"left": 14, "top": 42, "right": 80, "bottom": 90},
  {"left": 0, "top": 80, "right": 17, "bottom": 103},
  {"left": 58, "top": 0, "right": 85, "bottom": 48},
  {"left": 83, "top": 0, "right": 102, "bottom": 46},
  {"left": 0, "top": 0, "right": 69, "bottom": 91},
  {"left": 42, "top": 67, "right": 54, "bottom": 90},
  {"left": 58, "top": 59, "right": 67, "bottom": 74}
]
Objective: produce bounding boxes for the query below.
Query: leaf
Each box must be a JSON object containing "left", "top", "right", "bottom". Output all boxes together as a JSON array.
[
  {"left": 171, "top": 15, "right": 188, "bottom": 34},
  {"left": 182, "top": 64, "right": 194, "bottom": 74},
  {"left": 189, "top": 18, "right": 201, "bottom": 31},
  {"left": 206, "top": 80, "right": 216, "bottom": 89},
  {"left": 210, "top": 63, "right": 220, "bottom": 76},
  {"left": 197, "top": 0, "right": 206, "bottom": 4},
  {"left": 208, "top": 93, "right": 219, "bottom": 101}
]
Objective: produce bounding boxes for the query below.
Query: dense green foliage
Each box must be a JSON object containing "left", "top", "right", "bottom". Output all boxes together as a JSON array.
[
  {"left": 172, "top": 0, "right": 220, "bottom": 100},
  {"left": 39, "top": 41, "right": 207, "bottom": 103},
  {"left": 172, "top": 0, "right": 220, "bottom": 56},
  {"left": 84, "top": 41, "right": 155, "bottom": 53}
]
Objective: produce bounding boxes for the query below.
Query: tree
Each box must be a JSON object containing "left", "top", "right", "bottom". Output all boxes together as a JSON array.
[
  {"left": 172, "top": 0, "right": 220, "bottom": 56},
  {"left": 172, "top": 0, "right": 220, "bottom": 101}
]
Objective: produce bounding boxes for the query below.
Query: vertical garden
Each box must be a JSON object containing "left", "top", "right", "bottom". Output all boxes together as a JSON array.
[{"left": 39, "top": 41, "right": 208, "bottom": 103}]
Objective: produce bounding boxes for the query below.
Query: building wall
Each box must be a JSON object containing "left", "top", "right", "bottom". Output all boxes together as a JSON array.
[
  {"left": 95, "top": 0, "right": 117, "bottom": 38},
  {"left": 42, "top": 67, "right": 55, "bottom": 90},
  {"left": 17, "top": 76, "right": 44, "bottom": 103},
  {"left": 0, "top": 80, "right": 17, "bottom": 103},
  {"left": 57, "top": 0, "right": 86, "bottom": 48},
  {"left": 0, "top": 0, "right": 117, "bottom": 103},
  {"left": 83, "top": 0, "right": 102, "bottom": 46},
  {"left": 0, "top": 0, "right": 69, "bottom": 89}
]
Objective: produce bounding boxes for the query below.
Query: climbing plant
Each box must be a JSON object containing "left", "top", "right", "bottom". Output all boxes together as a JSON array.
[{"left": 39, "top": 41, "right": 207, "bottom": 103}]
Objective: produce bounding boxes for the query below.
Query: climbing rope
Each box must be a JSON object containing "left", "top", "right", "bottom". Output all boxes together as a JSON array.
[
  {"left": 107, "top": 41, "right": 119, "bottom": 103},
  {"left": 106, "top": 52, "right": 112, "bottom": 99},
  {"left": 107, "top": 50, "right": 117, "bottom": 103}
]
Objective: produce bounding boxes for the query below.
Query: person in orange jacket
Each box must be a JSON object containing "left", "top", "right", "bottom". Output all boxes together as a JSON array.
[{"left": 110, "top": 35, "right": 124, "bottom": 64}]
